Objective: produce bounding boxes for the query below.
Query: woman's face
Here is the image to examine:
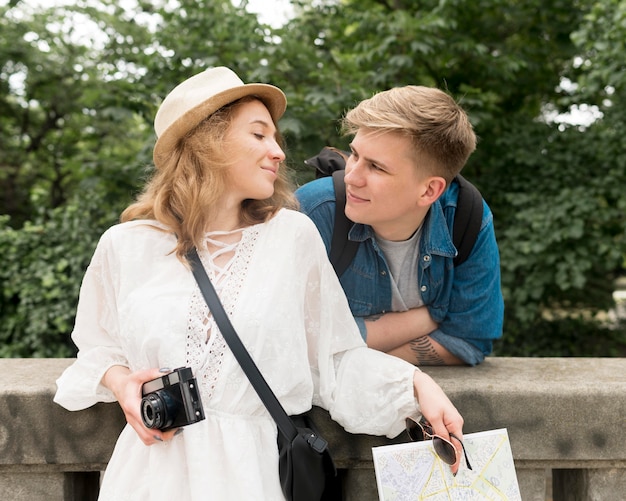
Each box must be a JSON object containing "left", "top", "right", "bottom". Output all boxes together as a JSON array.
[{"left": 223, "top": 99, "right": 285, "bottom": 204}]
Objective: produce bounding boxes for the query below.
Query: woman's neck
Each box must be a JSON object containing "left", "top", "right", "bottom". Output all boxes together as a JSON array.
[{"left": 204, "top": 202, "right": 243, "bottom": 233}]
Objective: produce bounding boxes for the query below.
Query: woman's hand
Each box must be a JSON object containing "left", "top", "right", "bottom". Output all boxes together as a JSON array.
[
  {"left": 102, "top": 366, "right": 180, "bottom": 445},
  {"left": 412, "top": 370, "right": 464, "bottom": 475}
]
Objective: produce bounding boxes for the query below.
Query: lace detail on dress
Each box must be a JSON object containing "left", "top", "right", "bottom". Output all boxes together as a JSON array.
[{"left": 186, "top": 226, "right": 259, "bottom": 405}]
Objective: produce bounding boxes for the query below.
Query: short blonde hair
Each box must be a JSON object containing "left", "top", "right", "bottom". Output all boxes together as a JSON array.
[
  {"left": 342, "top": 86, "right": 476, "bottom": 183},
  {"left": 121, "top": 97, "right": 297, "bottom": 262}
]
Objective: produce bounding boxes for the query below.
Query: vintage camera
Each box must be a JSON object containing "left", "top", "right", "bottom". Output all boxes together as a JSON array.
[{"left": 140, "top": 367, "right": 205, "bottom": 432}]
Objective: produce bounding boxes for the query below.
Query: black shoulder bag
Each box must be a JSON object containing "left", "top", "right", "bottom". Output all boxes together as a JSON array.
[{"left": 187, "top": 248, "right": 338, "bottom": 501}]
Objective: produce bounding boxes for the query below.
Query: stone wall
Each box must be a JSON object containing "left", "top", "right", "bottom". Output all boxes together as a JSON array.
[{"left": 1, "top": 357, "right": 625, "bottom": 500}]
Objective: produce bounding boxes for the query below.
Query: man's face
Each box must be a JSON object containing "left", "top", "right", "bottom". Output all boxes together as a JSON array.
[{"left": 344, "top": 128, "right": 432, "bottom": 241}]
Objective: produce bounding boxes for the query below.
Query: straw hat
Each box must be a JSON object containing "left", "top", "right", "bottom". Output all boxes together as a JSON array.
[{"left": 153, "top": 66, "right": 287, "bottom": 166}]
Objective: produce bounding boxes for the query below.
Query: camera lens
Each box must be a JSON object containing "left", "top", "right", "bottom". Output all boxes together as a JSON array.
[{"left": 140, "top": 390, "right": 178, "bottom": 430}]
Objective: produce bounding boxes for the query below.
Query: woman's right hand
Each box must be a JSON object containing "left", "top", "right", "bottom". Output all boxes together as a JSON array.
[
  {"left": 412, "top": 369, "right": 465, "bottom": 475},
  {"left": 102, "top": 366, "right": 179, "bottom": 445}
]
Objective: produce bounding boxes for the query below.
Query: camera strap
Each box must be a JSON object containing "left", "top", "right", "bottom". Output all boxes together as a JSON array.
[{"left": 186, "top": 248, "right": 299, "bottom": 443}]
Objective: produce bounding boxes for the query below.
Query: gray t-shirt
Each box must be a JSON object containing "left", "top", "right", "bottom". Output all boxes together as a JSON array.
[
  {"left": 375, "top": 227, "right": 424, "bottom": 312},
  {"left": 375, "top": 226, "right": 482, "bottom": 361}
]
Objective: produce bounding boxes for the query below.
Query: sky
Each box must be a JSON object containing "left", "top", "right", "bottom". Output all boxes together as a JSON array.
[
  {"left": 10, "top": 0, "right": 293, "bottom": 26},
  {"left": 245, "top": 0, "right": 293, "bottom": 26}
]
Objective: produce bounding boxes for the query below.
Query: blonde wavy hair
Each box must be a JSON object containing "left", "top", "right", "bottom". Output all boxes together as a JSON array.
[
  {"left": 121, "top": 97, "right": 298, "bottom": 262},
  {"left": 342, "top": 86, "right": 476, "bottom": 184}
]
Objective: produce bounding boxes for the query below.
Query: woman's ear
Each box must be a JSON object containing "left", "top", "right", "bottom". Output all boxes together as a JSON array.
[{"left": 418, "top": 176, "right": 447, "bottom": 206}]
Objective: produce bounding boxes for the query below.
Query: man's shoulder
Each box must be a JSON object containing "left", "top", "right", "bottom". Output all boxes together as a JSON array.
[{"left": 295, "top": 176, "right": 336, "bottom": 213}]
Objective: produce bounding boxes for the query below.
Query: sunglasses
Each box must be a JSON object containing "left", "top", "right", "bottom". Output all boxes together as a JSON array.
[{"left": 405, "top": 417, "right": 473, "bottom": 471}]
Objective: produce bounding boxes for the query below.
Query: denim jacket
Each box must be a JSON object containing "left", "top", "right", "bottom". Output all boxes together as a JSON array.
[{"left": 296, "top": 176, "right": 504, "bottom": 365}]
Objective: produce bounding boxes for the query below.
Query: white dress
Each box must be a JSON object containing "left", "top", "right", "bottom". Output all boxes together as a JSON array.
[{"left": 54, "top": 209, "right": 420, "bottom": 501}]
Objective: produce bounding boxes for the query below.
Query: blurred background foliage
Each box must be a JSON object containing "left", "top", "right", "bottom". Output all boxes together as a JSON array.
[{"left": 1, "top": 0, "right": 625, "bottom": 357}]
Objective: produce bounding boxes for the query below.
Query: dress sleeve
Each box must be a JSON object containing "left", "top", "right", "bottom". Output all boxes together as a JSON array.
[
  {"left": 54, "top": 230, "right": 128, "bottom": 411},
  {"left": 301, "top": 222, "right": 420, "bottom": 438}
]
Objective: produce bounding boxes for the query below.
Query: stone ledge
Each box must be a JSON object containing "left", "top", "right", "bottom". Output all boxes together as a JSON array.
[
  {"left": 1, "top": 357, "right": 625, "bottom": 501},
  {"left": 1, "top": 357, "right": 625, "bottom": 467}
]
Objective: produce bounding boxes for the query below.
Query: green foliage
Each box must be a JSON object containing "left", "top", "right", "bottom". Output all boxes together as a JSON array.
[
  {"left": 0, "top": 1, "right": 153, "bottom": 356},
  {"left": 274, "top": 0, "right": 585, "bottom": 179},
  {"left": 475, "top": 116, "right": 626, "bottom": 356},
  {"left": 0, "top": 1, "right": 154, "bottom": 226},
  {"left": 1, "top": 0, "right": 626, "bottom": 358},
  {"left": 0, "top": 193, "right": 121, "bottom": 357},
  {"left": 569, "top": 0, "right": 626, "bottom": 104},
  {"left": 484, "top": 121, "right": 625, "bottom": 317},
  {"left": 494, "top": 315, "right": 626, "bottom": 357}
]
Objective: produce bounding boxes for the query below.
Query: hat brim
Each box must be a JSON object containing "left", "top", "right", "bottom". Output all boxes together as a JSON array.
[{"left": 153, "top": 83, "right": 286, "bottom": 167}]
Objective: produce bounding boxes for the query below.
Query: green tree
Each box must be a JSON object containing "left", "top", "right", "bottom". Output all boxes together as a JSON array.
[
  {"left": 0, "top": 1, "right": 155, "bottom": 355},
  {"left": 486, "top": 0, "right": 626, "bottom": 355},
  {"left": 0, "top": 1, "right": 158, "bottom": 225},
  {"left": 0, "top": 0, "right": 147, "bottom": 353},
  {"left": 0, "top": 0, "right": 281, "bottom": 356},
  {"left": 1, "top": 0, "right": 625, "bottom": 357},
  {"left": 273, "top": 0, "right": 585, "bottom": 179}
]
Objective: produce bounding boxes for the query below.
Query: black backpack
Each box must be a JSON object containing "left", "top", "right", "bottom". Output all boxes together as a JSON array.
[{"left": 304, "top": 147, "right": 484, "bottom": 277}]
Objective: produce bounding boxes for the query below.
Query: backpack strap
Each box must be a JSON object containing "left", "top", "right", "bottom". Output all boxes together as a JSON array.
[
  {"left": 330, "top": 170, "right": 359, "bottom": 277},
  {"left": 452, "top": 174, "right": 483, "bottom": 266}
]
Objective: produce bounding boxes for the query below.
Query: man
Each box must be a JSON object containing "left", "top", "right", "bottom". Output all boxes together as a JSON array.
[{"left": 296, "top": 85, "right": 504, "bottom": 366}]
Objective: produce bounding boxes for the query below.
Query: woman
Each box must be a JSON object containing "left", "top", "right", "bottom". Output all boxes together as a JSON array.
[{"left": 54, "top": 66, "right": 465, "bottom": 500}]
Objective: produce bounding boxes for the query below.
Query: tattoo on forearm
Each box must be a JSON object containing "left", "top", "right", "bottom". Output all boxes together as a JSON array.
[{"left": 409, "top": 336, "right": 445, "bottom": 366}]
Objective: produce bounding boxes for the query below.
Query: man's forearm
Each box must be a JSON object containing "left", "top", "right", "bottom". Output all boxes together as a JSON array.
[
  {"left": 388, "top": 336, "right": 465, "bottom": 366},
  {"left": 364, "top": 306, "right": 437, "bottom": 352}
]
